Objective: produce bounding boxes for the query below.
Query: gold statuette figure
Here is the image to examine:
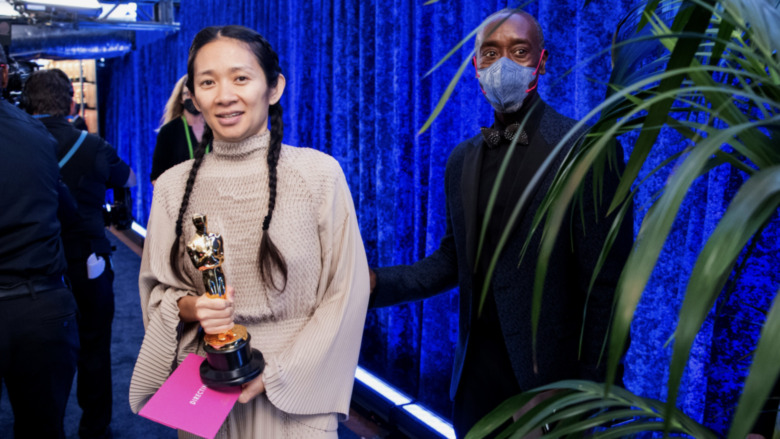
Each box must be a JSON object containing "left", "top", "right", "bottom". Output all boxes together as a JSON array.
[
  {"left": 186, "top": 214, "right": 246, "bottom": 349},
  {"left": 185, "top": 213, "right": 264, "bottom": 387}
]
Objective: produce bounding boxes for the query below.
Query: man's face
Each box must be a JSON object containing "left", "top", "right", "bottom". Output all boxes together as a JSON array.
[{"left": 476, "top": 13, "right": 547, "bottom": 84}]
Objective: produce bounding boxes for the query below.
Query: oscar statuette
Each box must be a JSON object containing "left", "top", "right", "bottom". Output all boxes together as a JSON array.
[{"left": 186, "top": 213, "right": 264, "bottom": 387}]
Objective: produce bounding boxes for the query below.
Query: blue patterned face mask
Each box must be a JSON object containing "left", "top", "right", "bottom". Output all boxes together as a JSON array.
[{"left": 477, "top": 51, "right": 544, "bottom": 113}]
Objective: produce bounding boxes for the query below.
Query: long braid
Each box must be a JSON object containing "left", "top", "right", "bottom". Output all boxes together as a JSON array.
[
  {"left": 169, "top": 126, "right": 213, "bottom": 283},
  {"left": 259, "top": 102, "right": 288, "bottom": 291}
]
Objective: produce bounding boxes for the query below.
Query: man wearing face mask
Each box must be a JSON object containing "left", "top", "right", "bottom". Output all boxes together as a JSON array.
[
  {"left": 150, "top": 74, "right": 208, "bottom": 184},
  {"left": 369, "top": 8, "right": 633, "bottom": 437}
]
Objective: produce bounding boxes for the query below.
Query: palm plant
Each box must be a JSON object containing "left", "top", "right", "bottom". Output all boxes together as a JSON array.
[{"left": 421, "top": 0, "right": 780, "bottom": 437}]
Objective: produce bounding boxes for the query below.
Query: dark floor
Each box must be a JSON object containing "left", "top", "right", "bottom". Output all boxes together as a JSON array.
[{"left": 0, "top": 232, "right": 359, "bottom": 438}]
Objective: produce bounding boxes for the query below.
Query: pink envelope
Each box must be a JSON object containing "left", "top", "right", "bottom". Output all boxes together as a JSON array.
[{"left": 139, "top": 354, "right": 241, "bottom": 439}]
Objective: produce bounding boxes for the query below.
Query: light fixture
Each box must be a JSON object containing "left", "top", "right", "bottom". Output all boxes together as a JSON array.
[
  {"left": 100, "top": 2, "right": 136, "bottom": 21},
  {"left": 354, "top": 366, "right": 456, "bottom": 438},
  {"left": 15, "top": 0, "right": 103, "bottom": 18},
  {"left": 0, "top": 2, "right": 21, "bottom": 16},
  {"left": 17, "top": 0, "right": 102, "bottom": 8},
  {"left": 131, "top": 221, "right": 146, "bottom": 238},
  {"left": 354, "top": 366, "right": 413, "bottom": 406},
  {"left": 402, "top": 404, "right": 457, "bottom": 439}
]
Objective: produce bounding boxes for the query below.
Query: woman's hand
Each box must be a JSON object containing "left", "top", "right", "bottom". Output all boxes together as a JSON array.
[
  {"left": 238, "top": 374, "right": 265, "bottom": 403},
  {"left": 177, "top": 286, "right": 236, "bottom": 334}
]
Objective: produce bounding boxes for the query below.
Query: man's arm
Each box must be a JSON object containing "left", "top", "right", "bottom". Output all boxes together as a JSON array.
[
  {"left": 101, "top": 137, "right": 134, "bottom": 188},
  {"left": 124, "top": 169, "right": 137, "bottom": 187},
  {"left": 370, "top": 233, "right": 459, "bottom": 308},
  {"left": 370, "top": 154, "right": 461, "bottom": 308}
]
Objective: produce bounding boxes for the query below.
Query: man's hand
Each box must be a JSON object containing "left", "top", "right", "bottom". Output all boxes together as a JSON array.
[
  {"left": 238, "top": 374, "right": 266, "bottom": 403},
  {"left": 369, "top": 268, "right": 376, "bottom": 293}
]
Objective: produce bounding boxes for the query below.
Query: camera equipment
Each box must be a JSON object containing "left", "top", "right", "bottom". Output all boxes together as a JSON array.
[
  {"left": 103, "top": 187, "right": 134, "bottom": 230},
  {"left": 3, "top": 57, "right": 38, "bottom": 107}
]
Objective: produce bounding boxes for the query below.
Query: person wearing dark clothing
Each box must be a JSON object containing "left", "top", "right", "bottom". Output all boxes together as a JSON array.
[
  {"left": 150, "top": 115, "right": 203, "bottom": 181},
  {"left": 149, "top": 74, "right": 207, "bottom": 183},
  {"left": 369, "top": 9, "right": 633, "bottom": 438},
  {"left": 70, "top": 103, "right": 89, "bottom": 131},
  {"left": 0, "top": 47, "right": 80, "bottom": 439},
  {"left": 23, "top": 68, "right": 136, "bottom": 439}
]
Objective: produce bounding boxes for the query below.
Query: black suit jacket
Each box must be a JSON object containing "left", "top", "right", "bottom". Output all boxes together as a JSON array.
[
  {"left": 40, "top": 116, "right": 132, "bottom": 259},
  {"left": 373, "top": 98, "right": 633, "bottom": 399}
]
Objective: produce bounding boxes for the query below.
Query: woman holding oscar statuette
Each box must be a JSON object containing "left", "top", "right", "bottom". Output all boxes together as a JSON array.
[{"left": 129, "top": 25, "right": 370, "bottom": 438}]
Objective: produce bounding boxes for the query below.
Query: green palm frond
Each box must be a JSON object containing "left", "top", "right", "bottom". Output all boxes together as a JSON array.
[
  {"left": 523, "top": 0, "right": 779, "bottom": 395},
  {"left": 465, "top": 380, "right": 719, "bottom": 439},
  {"left": 728, "top": 284, "right": 780, "bottom": 439},
  {"left": 519, "top": 0, "right": 778, "bottom": 435}
]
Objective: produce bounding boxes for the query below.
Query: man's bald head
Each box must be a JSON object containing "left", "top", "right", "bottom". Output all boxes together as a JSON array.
[{"left": 475, "top": 8, "right": 545, "bottom": 53}]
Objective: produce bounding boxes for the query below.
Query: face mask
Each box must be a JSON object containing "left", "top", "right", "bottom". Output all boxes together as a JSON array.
[
  {"left": 476, "top": 51, "right": 544, "bottom": 113},
  {"left": 183, "top": 98, "right": 200, "bottom": 116}
]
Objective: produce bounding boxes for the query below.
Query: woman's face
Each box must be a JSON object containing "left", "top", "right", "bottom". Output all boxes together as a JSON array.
[
  {"left": 191, "top": 37, "right": 284, "bottom": 143},
  {"left": 180, "top": 85, "right": 192, "bottom": 104}
]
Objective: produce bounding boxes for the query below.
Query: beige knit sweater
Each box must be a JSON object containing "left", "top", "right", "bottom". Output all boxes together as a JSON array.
[{"left": 129, "top": 132, "right": 370, "bottom": 429}]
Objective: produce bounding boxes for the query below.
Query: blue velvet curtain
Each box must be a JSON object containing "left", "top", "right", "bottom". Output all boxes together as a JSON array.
[
  {"left": 624, "top": 119, "right": 780, "bottom": 433},
  {"left": 100, "top": 0, "right": 779, "bottom": 431}
]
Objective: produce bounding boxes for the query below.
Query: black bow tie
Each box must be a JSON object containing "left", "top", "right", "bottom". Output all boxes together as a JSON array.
[{"left": 480, "top": 123, "right": 529, "bottom": 148}]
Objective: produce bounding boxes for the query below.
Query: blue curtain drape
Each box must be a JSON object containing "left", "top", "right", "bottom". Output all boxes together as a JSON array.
[{"left": 101, "top": 0, "right": 779, "bottom": 432}]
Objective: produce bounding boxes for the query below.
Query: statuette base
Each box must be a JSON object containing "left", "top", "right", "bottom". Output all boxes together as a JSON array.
[{"left": 200, "top": 331, "right": 265, "bottom": 388}]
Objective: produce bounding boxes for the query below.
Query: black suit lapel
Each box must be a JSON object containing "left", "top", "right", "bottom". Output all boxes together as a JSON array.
[
  {"left": 461, "top": 136, "right": 483, "bottom": 273},
  {"left": 499, "top": 103, "right": 556, "bottom": 241}
]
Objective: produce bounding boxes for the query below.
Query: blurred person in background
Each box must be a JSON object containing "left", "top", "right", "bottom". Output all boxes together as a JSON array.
[
  {"left": 69, "top": 102, "right": 89, "bottom": 131},
  {"left": 150, "top": 74, "right": 208, "bottom": 184},
  {"left": 0, "top": 45, "right": 80, "bottom": 439},
  {"left": 23, "top": 68, "right": 136, "bottom": 439}
]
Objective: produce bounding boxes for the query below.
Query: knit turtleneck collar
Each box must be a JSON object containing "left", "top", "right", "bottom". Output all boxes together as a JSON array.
[{"left": 212, "top": 131, "right": 271, "bottom": 159}]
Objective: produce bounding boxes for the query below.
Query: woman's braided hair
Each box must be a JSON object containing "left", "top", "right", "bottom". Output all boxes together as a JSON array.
[{"left": 169, "top": 25, "right": 288, "bottom": 291}]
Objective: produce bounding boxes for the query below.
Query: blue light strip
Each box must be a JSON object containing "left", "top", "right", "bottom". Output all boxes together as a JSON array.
[
  {"left": 354, "top": 366, "right": 455, "bottom": 439},
  {"left": 354, "top": 366, "right": 412, "bottom": 405},
  {"left": 402, "top": 404, "right": 456, "bottom": 439},
  {"left": 127, "top": 223, "right": 454, "bottom": 438},
  {"left": 131, "top": 221, "right": 147, "bottom": 238}
]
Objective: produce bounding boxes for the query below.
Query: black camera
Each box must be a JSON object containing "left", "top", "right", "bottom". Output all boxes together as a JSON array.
[
  {"left": 103, "top": 187, "right": 134, "bottom": 230},
  {"left": 2, "top": 57, "right": 38, "bottom": 107}
]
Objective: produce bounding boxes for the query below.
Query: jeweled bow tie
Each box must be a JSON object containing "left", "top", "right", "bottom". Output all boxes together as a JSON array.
[{"left": 480, "top": 123, "right": 529, "bottom": 148}]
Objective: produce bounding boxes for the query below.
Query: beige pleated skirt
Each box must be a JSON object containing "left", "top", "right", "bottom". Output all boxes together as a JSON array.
[{"left": 178, "top": 393, "right": 339, "bottom": 439}]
